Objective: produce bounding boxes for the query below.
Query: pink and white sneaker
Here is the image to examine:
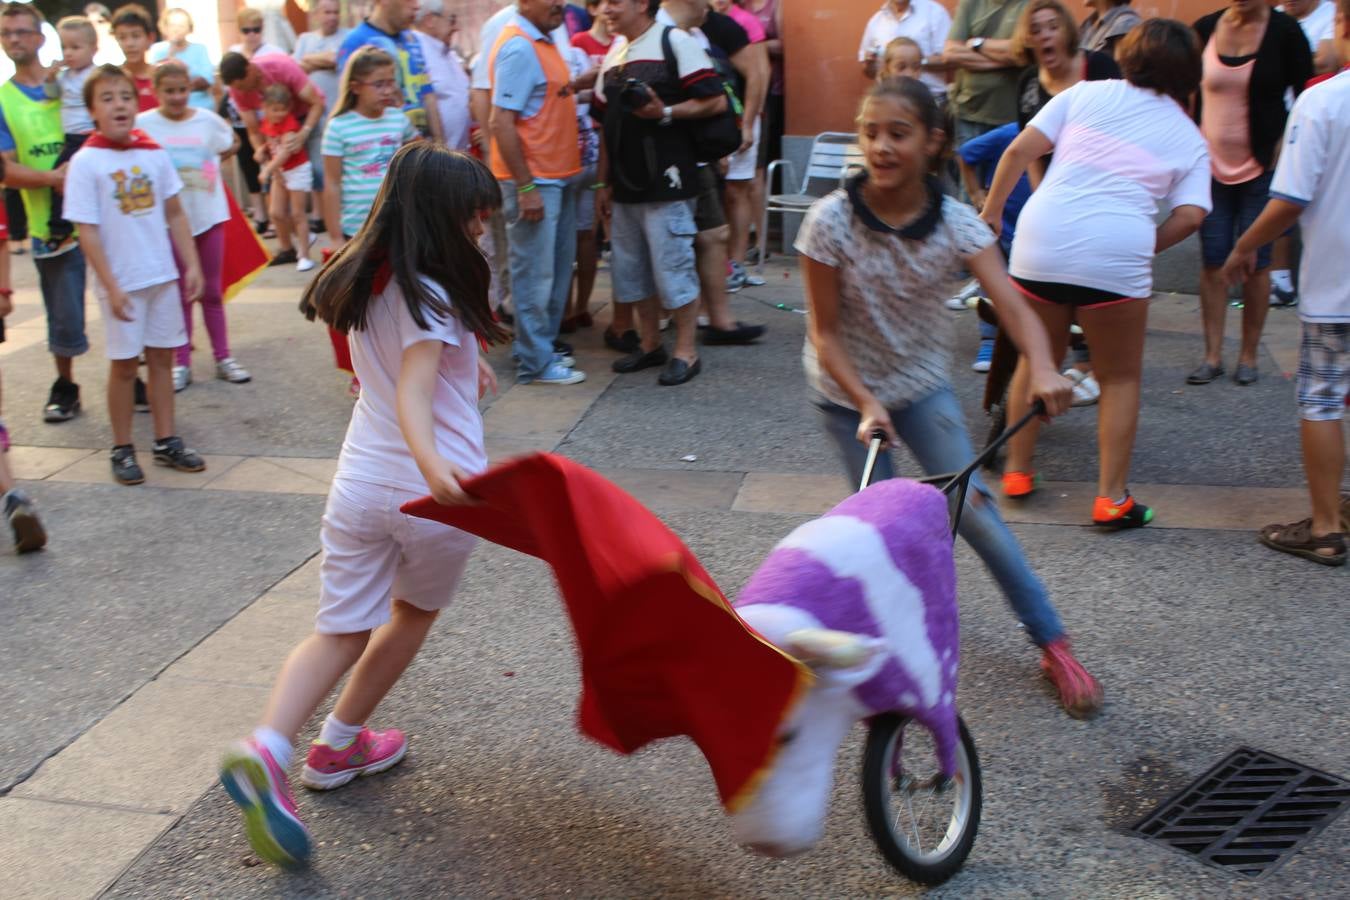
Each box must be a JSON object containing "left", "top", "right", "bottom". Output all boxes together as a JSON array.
[
  {"left": 219, "top": 738, "right": 312, "bottom": 868},
  {"left": 300, "top": 727, "right": 407, "bottom": 790}
]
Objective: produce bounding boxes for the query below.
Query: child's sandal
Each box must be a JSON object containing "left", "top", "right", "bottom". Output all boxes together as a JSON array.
[{"left": 1258, "top": 518, "right": 1347, "bottom": 567}]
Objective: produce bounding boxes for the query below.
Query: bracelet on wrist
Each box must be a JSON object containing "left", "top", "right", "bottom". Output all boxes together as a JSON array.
[
  {"left": 517, "top": 182, "right": 538, "bottom": 193},
  {"left": 590, "top": 181, "right": 607, "bottom": 190}
]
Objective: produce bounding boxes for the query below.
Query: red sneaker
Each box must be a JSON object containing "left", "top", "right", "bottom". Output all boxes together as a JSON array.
[
  {"left": 1040, "top": 639, "right": 1103, "bottom": 719},
  {"left": 300, "top": 727, "right": 407, "bottom": 790}
]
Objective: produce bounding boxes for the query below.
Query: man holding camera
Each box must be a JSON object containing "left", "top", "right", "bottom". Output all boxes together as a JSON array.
[{"left": 593, "top": 0, "right": 728, "bottom": 386}]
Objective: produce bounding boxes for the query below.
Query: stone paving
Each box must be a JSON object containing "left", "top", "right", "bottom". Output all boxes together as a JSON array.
[{"left": 0, "top": 239, "right": 1345, "bottom": 899}]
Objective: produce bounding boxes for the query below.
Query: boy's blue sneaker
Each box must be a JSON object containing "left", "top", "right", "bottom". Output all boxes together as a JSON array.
[{"left": 972, "top": 339, "right": 994, "bottom": 373}]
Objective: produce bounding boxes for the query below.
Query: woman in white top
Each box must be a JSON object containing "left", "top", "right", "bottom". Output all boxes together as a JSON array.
[{"left": 981, "top": 20, "right": 1212, "bottom": 529}]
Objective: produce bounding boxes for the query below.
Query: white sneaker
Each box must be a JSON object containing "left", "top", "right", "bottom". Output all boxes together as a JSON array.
[
  {"left": 553, "top": 351, "right": 576, "bottom": 368},
  {"left": 532, "top": 362, "right": 586, "bottom": 385},
  {"left": 216, "top": 357, "right": 252, "bottom": 384},
  {"left": 296, "top": 257, "right": 316, "bottom": 272},
  {"left": 172, "top": 365, "right": 191, "bottom": 393},
  {"left": 945, "top": 278, "right": 980, "bottom": 311},
  {"left": 1064, "top": 369, "right": 1100, "bottom": 407}
]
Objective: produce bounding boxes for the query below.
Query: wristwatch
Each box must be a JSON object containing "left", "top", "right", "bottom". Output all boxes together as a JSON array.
[
  {"left": 659, "top": 105, "right": 674, "bottom": 127},
  {"left": 968, "top": 37, "right": 986, "bottom": 53}
]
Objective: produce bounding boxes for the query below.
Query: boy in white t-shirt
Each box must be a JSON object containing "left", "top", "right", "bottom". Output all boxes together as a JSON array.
[
  {"left": 64, "top": 65, "right": 208, "bottom": 486},
  {"left": 1223, "top": 8, "right": 1350, "bottom": 565}
]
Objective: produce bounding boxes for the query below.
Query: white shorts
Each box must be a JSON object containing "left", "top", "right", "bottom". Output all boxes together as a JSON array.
[
  {"left": 281, "top": 163, "right": 314, "bottom": 193},
  {"left": 98, "top": 280, "right": 186, "bottom": 360},
  {"left": 725, "top": 118, "right": 761, "bottom": 182},
  {"left": 316, "top": 478, "right": 478, "bottom": 634}
]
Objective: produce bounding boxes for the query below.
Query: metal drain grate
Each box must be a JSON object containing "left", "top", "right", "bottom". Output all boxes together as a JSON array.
[{"left": 1132, "top": 747, "right": 1350, "bottom": 879}]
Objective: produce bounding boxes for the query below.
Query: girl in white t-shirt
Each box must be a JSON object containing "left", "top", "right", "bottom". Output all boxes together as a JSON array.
[
  {"left": 981, "top": 19, "right": 1211, "bottom": 529},
  {"left": 219, "top": 143, "right": 507, "bottom": 869},
  {"left": 137, "top": 62, "right": 250, "bottom": 393},
  {"left": 798, "top": 77, "right": 1103, "bottom": 719}
]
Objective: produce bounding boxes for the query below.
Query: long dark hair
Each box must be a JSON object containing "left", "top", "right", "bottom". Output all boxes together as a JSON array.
[{"left": 300, "top": 143, "right": 506, "bottom": 344}]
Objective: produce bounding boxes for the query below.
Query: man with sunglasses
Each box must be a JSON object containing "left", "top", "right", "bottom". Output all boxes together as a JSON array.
[
  {"left": 0, "top": 2, "right": 88, "bottom": 422},
  {"left": 337, "top": 0, "right": 444, "bottom": 141}
]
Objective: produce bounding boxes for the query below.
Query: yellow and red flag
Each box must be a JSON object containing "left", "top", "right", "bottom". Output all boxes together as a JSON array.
[
  {"left": 220, "top": 188, "right": 270, "bottom": 302},
  {"left": 402, "top": 453, "right": 811, "bottom": 812}
]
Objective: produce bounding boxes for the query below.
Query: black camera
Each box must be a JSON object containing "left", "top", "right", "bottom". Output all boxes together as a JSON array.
[{"left": 620, "top": 78, "right": 653, "bottom": 113}]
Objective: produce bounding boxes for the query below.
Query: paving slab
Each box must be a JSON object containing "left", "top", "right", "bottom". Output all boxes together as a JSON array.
[
  {"left": 0, "top": 482, "right": 323, "bottom": 791},
  {"left": 0, "top": 797, "right": 171, "bottom": 900},
  {"left": 106, "top": 516, "right": 1347, "bottom": 899}
]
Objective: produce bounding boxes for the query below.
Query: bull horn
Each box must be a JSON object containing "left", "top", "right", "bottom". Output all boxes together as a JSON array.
[{"left": 785, "top": 628, "right": 880, "bottom": 669}]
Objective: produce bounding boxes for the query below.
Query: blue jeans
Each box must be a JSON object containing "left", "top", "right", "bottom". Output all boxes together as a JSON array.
[
  {"left": 35, "top": 245, "right": 88, "bottom": 357},
  {"left": 816, "top": 388, "right": 1065, "bottom": 646},
  {"left": 502, "top": 180, "right": 578, "bottom": 382}
]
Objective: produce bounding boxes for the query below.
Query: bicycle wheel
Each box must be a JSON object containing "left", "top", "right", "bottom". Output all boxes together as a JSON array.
[{"left": 862, "top": 714, "right": 982, "bottom": 885}]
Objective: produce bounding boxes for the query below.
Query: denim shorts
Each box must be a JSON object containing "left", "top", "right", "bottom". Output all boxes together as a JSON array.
[
  {"left": 35, "top": 244, "right": 89, "bottom": 357},
  {"left": 1199, "top": 171, "right": 1274, "bottom": 270},
  {"left": 609, "top": 198, "right": 699, "bottom": 309}
]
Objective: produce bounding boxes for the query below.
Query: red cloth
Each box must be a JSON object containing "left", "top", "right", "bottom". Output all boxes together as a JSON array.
[
  {"left": 402, "top": 453, "right": 811, "bottom": 812},
  {"left": 133, "top": 75, "right": 156, "bottom": 112},
  {"left": 220, "top": 188, "right": 270, "bottom": 302},
  {"left": 83, "top": 128, "right": 161, "bottom": 151}
]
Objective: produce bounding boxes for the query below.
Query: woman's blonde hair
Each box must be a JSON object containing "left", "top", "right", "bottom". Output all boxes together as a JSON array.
[
  {"left": 158, "top": 6, "right": 192, "bottom": 33},
  {"left": 1010, "top": 0, "right": 1079, "bottom": 67},
  {"left": 332, "top": 46, "right": 396, "bottom": 117},
  {"left": 236, "top": 7, "right": 263, "bottom": 30}
]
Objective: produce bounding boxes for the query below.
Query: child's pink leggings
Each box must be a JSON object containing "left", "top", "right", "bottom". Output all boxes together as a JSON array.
[{"left": 173, "top": 223, "right": 229, "bottom": 368}]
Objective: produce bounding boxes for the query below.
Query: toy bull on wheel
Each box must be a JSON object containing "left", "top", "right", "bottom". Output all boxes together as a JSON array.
[{"left": 731, "top": 477, "right": 982, "bottom": 885}]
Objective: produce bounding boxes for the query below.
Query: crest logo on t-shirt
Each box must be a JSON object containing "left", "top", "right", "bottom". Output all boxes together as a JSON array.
[{"left": 111, "top": 167, "right": 156, "bottom": 215}]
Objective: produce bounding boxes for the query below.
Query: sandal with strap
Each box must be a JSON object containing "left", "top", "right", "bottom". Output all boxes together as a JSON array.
[{"left": 1258, "top": 518, "right": 1347, "bottom": 567}]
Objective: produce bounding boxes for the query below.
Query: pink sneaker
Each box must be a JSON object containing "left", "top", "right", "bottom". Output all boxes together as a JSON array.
[
  {"left": 219, "top": 738, "right": 312, "bottom": 867},
  {"left": 1040, "top": 639, "right": 1104, "bottom": 719},
  {"left": 300, "top": 727, "right": 407, "bottom": 790}
]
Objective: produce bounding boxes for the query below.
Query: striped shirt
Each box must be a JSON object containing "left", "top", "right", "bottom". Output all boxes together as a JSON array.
[{"left": 321, "top": 108, "right": 417, "bottom": 237}]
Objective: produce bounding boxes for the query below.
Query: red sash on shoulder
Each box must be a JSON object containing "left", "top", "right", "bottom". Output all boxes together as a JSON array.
[{"left": 82, "top": 129, "right": 161, "bottom": 151}]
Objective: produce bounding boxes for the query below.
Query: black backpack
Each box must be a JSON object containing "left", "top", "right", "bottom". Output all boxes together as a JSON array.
[{"left": 659, "top": 26, "right": 743, "bottom": 163}]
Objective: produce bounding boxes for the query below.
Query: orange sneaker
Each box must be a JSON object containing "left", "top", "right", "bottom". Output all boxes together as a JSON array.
[
  {"left": 1002, "top": 471, "right": 1038, "bottom": 498},
  {"left": 1040, "top": 639, "right": 1103, "bottom": 719},
  {"left": 1092, "top": 492, "right": 1153, "bottom": 529}
]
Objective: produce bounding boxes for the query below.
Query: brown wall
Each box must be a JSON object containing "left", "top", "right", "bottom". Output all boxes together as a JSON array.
[{"left": 782, "top": 0, "right": 1228, "bottom": 136}]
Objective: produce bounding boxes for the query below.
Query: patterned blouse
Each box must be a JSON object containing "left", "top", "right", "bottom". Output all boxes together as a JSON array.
[{"left": 795, "top": 182, "right": 993, "bottom": 410}]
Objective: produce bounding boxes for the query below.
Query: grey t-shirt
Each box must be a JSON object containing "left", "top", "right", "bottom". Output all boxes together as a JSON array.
[
  {"left": 795, "top": 190, "right": 993, "bottom": 410},
  {"left": 293, "top": 28, "right": 349, "bottom": 114}
]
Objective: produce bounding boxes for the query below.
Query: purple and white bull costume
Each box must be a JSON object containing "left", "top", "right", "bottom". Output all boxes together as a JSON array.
[{"left": 730, "top": 478, "right": 960, "bottom": 856}]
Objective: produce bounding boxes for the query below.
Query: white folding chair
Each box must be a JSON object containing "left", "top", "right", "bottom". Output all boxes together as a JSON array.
[{"left": 757, "top": 132, "right": 864, "bottom": 274}]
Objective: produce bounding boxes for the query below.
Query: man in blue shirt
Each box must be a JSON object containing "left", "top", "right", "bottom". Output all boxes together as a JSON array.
[
  {"left": 336, "top": 0, "right": 443, "bottom": 141},
  {"left": 0, "top": 2, "right": 87, "bottom": 422}
]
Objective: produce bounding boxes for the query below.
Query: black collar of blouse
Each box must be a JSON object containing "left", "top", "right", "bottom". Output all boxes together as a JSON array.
[{"left": 845, "top": 171, "right": 944, "bottom": 241}]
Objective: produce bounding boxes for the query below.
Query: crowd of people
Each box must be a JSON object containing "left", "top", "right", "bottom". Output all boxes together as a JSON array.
[{"left": 0, "top": 0, "right": 1344, "bottom": 874}]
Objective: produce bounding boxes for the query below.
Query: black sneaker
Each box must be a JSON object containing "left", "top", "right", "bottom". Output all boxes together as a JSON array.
[
  {"left": 268, "top": 248, "right": 298, "bottom": 267},
  {"left": 4, "top": 489, "right": 47, "bottom": 553},
  {"left": 42, "top": 378, "right": 81, "bottom": 423},
  {"left": 111, "top": 445, "right": 145, "bottom": 485},
  {"left": 603, "top": 329, "right": 640, "bottom": 353},
  {"left": 553, "top": 339, "right": 573, "bottom": 356},
  {"left": 133, "top": 377, "right": 150, "bottom": 412},
  {"left": 152, "top": 436, "right": 206, "bottom": 472}
]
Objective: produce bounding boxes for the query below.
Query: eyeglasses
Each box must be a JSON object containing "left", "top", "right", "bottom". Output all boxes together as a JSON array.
[
  {"left": 240, "top": 26, "right": 262, "bottom": 34},
  {"left": 0, "top": 29, "right": 39, "bottom": 39}
]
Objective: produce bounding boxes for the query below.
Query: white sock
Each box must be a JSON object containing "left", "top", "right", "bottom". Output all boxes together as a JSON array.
[
  {"left": 317, "top": 714, "right": 363, "bottom": 749},
  {"left": 1270, "top": 269, "right": 1293, "bottom": 292},
  {"left": 252, "top": 726, "right": 294, "bottom": 770}
]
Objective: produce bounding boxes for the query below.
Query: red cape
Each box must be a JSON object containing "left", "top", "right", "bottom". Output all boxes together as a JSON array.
[{"left": 402, "top": 453, "right": 811, "bottom": 812}]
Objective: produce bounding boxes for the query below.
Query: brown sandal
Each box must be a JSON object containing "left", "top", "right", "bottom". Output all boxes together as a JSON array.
[{"left": 1258, "top": 518, "right": 1347, "bottom": 567}]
